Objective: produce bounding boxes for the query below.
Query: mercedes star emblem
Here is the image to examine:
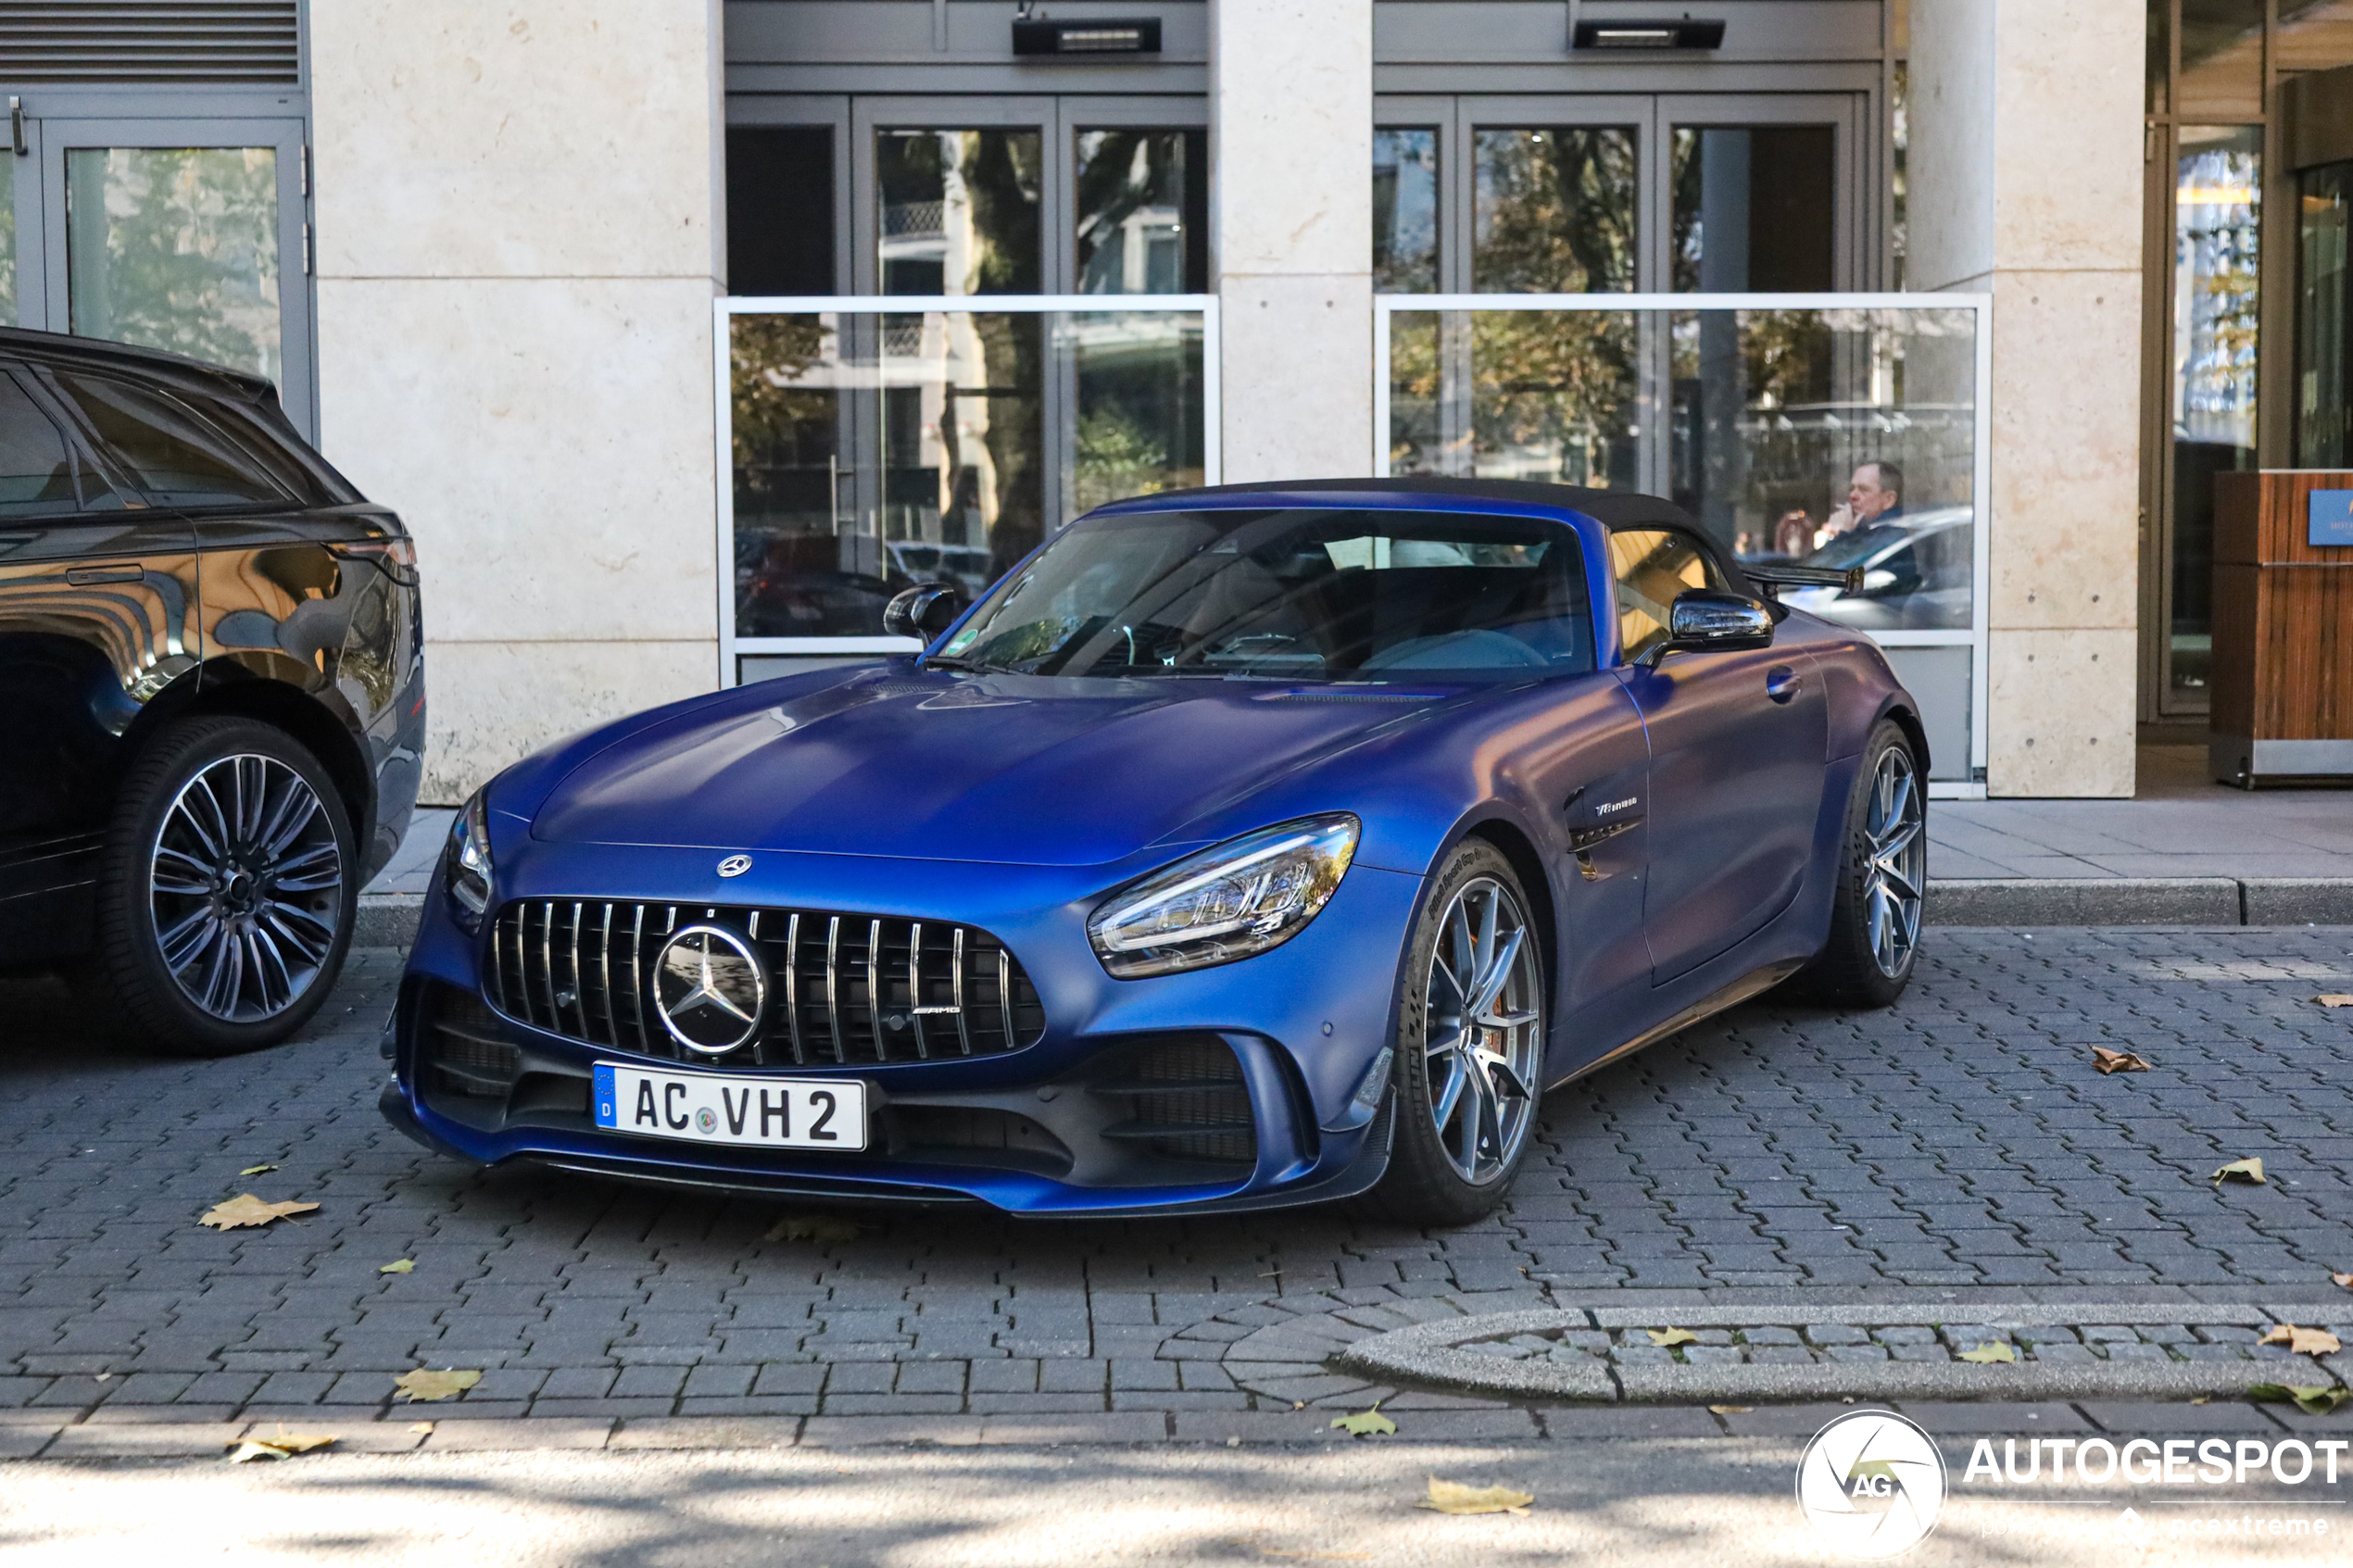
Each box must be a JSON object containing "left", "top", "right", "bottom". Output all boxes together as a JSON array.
[
  {"left": 717, "top": 853, "right": 753, "bottom": 878},
  {"left": 651, "top": 924, "right": 767, "bottom": 1055}
]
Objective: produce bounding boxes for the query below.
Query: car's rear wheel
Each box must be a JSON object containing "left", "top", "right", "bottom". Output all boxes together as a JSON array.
[
  {"left": 1794, "top": 719, "right": 1925, "bottom": 1008},
  {"left": 1369, "top": 840, "right": 1546, "bottom": 1227},
  {"left": 86, "top": 717, "right": 356, "bottom": 1056}
]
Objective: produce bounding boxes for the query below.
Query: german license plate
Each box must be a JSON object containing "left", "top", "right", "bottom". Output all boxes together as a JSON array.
[{"left": 593, "top": 1063, "right": 867, "bottom": 1151}]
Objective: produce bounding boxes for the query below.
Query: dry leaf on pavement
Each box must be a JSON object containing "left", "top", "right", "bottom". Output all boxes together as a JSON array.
[
  {"left": 1419, "top": 1477, "right": 1534, "bottom": 1516},
  {"left": 2259, "top": 1323, "right": 2344, "bottom": 1357},
  {"left": 409, "top": 1422, "right": 434, "bottom": 1434},
  {"left": 2212, "top": 1158, "right": 2268, "bottom": 1185},
  {"left": 762, "top": 1214, "right": 861, "bottom": 1245},
  {"left": 1646, "top": 1327, "right": 1698, "bottom": 1347},
  {"left": 1957, "top": 1342, "right": 2016, "bottom": 1364},
  {"left": 2250, "top": 1384, "right": 2351, "bottom": 1416},
  {"left": 393, "top": 1368, "right": 482, "bottom": 1402},
  {"left": 2334, "top": 1272, "right": 2353, "bottom": 1289},
  {"left": 2090, "top": 1047, "right": 2150, "bottom": 1074},
  {"left": 379, "top": 1260, "right": 414, "bottom": 1274},
  {"left": 198, "top": 1194, "right": 319, "bottom": 1231},
  {"left": 1708, "top": 1405, "right": 1753, "bottom": 1415},
  {"left": 238, "top": 1164, "right": 278, "bottom": 1176},
  {"left": 226, "top": 1427, "right": 336, "bottom": 1462},
  {"left": 2314, "top": 995, "right": 2353, "bottom": 1008},
  {"left": 1329, "top": 1406, "right": 1396, "bottom": 1436}
]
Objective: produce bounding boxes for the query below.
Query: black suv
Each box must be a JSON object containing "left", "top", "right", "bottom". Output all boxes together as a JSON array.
[{"left": 0, "top": 328, "right": 423, "bottom": 1054}]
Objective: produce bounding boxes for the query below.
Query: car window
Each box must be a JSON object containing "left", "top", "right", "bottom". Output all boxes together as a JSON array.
[
  {"left": 1607, "top": 527, "right": 1726, "bottom": 662},
  {"left": 45, "top": 371, "right": 290, "bottom": 509},
  {"left": 0, "top": 371, "right": 88, "bottom": 519},
  {"left": 939, "top": 508, "right": 1596, "bottom": 680}
]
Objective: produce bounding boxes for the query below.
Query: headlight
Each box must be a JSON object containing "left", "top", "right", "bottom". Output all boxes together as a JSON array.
[
  {"left": 1088, "top": 814, "right": 1358, "bottom": 979},
  {"left": 446, "top": 788, "right": 494, "bottom": 932}
]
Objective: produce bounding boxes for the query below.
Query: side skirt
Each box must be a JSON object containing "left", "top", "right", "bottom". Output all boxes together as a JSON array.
[{"left": 1544, "top": 958, "right": 1806, "bottom": 1093}]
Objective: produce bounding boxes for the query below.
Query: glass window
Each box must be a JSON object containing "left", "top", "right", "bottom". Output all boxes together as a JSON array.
[
  {"left": 2272, "top": 0, "right": 2353, "bottom": 76},
  {"left": 875, "top": 130, "right": 1042, "bottom": 296},
  {"left": 937, "top": 508, "right": 1595, "bottom": 679},
  {"left": 1373, "top": 129, "right": 1440, "bottom": 293},
  {"left": 0, "top": 372, "right": 85, "bottom": 517},
  {"left": 727, "top": 126, "right": 836, "bottom": 295},
  {"left": 2299, "top": 159, "right": 2353, "bottom": 466},
  {"left": 1670, "top": 126, "right": 1835, "bottom": 292},
  {"left": 65, "top": 147, "right": 282, "bottom": 387},
  {"left": 2173, "top": 124, "right": 2259, "bottom": 700},
  {"left": 49, "top": 370, "right": 287, "bottom": 508},
  {"left": 1607, "top": 527, "right": 1725, "bottom": 662},
  {"left": 1075, "top": 129, "right": 1206, "bottom": 295},
  {"left": 1473, "top": 128, "right": 1637, "bottom": 294},
  {"left": 2147, "top": 0, "right": 2171, "bottom": 113},
  {"left": 1, "top": 154, "right": 15, "bottom": 322},
  {"left": 2176, "top": 0, "right": 2265, "bottom": 119}
]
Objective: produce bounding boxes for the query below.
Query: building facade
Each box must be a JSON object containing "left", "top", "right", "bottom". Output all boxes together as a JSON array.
[{"left": 6, "top": 1, "right": 2288, "bottom": 805}]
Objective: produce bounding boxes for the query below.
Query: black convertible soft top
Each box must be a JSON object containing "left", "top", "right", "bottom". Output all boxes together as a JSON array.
[{"left": 1157, "top": 476, "right": 1705, "bottom": 533}]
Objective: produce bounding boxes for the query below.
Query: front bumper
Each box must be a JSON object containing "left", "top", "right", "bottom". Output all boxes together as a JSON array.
[{"left": 383, "top": 836, "right": 1421, "bottom": 1215}]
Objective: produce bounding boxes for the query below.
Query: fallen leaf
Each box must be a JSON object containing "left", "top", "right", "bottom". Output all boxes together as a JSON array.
[
  {"left": 2090, "top": 1047, "right": 2151, "bottom": 1074},
  {"left": 393, "top": 1368, "right": 482, "bottom": 1402},
  {"left": 762, "top": 1213, "right": 861, "bottom": 1245},
  {"left": 379, "top": 1260, "right": 415, "bottom": 1274},
  {"left": 1957, "top": 1342, "right": 2017, "bottom": 1364},
  {"left": 1420, "top": 1477, "right": 1534, "bottom": 1517},
  {"left": 2250, "top": 1384, "right": 2352, "bottom": 1416},
  {"left": 1708, "top": 1404, "right": 1753, "bottom": 1416},
  {"left": 2333, "top": 1272, "right": 2352, "bottom": 1290},
  {"left": 2212, "top": 1158, "right": 2268, "bottom": 1185},
  {"left": 2190, "top": 1396, "right": 2211, "bottom": 1405},
  {"left": 1330, "top": 1406, "right": 1397, "bottom": 1437},
  {"left": 2314, "top": 994, "right": 2353, "bottom": 1008},
  {"left": 2259, "top": 1323, "right": 2344, "bottom": 1357},
  {"left": 408, "top": 1422, "right": 434, "bottom": 1434},
  {"left": 1646, "top": 1327, "right": 1699, "bottom": 1347},
  {"left": 238, "top": 1164, "right": 279, "bottom": 1176},
  {"left": 226, "top": 1441, "right": 292, "bottom": 1463},
  {"left": 198, "top": 1194, "right": 319, "bottom": 1231},
  {"left": 225, "top": 1428, "right": 335, "bottom": 1463},
  {"left": 1291, "top": 1401, "right": 1306, "bottom": 1411}
]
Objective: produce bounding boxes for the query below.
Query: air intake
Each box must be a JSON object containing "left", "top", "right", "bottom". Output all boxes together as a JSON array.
[{"left": 0, "top": 4, "right": 301, "bottom": 84}]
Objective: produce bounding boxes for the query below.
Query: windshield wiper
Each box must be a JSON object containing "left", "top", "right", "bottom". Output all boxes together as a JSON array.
[{"left": 921, "top": 654, "right": 990, "bottom": 673}]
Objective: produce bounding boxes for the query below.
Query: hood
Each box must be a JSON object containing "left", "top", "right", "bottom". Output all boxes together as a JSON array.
[{"left": 527, "top": 666, "right": 1456, "bottom": 867}]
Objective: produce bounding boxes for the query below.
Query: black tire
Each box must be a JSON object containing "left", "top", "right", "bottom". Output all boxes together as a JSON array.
[
  {"left": 1792, "top": 719, "right": 1925, "bottom": 1009},
  {"left": 1367, "top": 840, "right": 1547, "bottom": 1228},
  {"left": 85, "top": 716, "right": 357, "bottom": 1056}
]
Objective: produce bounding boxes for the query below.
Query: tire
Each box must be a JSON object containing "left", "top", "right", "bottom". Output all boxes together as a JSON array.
[
  {"left": 1793, "top": 719, "right": 1926, "bottom": 1009},
  {"left": 85, "top": 717, "right": 357, "bottom": 1056},
  {"left": 1367, "top": 840, "right": 1547, "bottom": 1227}
]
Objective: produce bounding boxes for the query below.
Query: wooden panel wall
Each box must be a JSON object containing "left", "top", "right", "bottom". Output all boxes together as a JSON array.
[{"left": 2210, "top": 471, "right": 2353, "bottom": 742}]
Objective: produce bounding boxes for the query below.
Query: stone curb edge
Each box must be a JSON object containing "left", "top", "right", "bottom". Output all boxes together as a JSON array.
[
  {"left": 355, "top": 880, "right": 2353, "bottom": 951},
  {"left": 1334, "top": 1308, "right": 2353, "bottom": 1404}
]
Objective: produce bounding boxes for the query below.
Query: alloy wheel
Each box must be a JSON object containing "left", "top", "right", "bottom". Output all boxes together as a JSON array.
[
  {"left": 148, "top": 754, "right": 345, "bottom": 1022},
  {"left": 1421, "top": 876, "right": 1543, "bottom": 1184},
  {"left": 1864, "top": 745, "right": 1925, "bottom": 977}
]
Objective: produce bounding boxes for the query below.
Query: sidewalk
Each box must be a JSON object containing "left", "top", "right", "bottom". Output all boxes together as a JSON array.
[{"left": 359, "top": 747, "right": 2353, "bottom": 938}]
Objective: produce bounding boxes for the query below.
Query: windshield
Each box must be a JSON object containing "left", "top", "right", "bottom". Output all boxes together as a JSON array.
[{"left": 937, "top": 508, "right": 1595, "bottom": 680}]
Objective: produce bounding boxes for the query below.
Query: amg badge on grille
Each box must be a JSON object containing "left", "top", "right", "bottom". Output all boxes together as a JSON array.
[
  {"left": 653, "top": 925, "right": 767, "bottom": 1054},
  {"left": 717, "top": 853, "right": 752, "bottom": 877}
]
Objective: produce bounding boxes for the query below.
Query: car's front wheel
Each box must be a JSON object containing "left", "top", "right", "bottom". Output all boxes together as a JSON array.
[
  {"left": 1369, "top": 840, "right": 1547, "bottom": 1227},
  {"left": 87, "top": 716, "right": 357, "bottom": 1056},
  {"left": 1796, "top": 718, "right": 1926, "bottom": 1008}
]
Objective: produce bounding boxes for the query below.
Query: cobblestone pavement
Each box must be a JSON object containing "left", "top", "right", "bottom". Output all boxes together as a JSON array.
[{"left": 3, "top": 928, "right": 2351, "bottom": 1434}]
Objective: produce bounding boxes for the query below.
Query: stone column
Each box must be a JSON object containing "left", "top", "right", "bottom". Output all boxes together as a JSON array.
[
  {"left": 1908, "top": 0, "right": 2143, "bottom": 797},
  {"left": 1210, "top": 0, "right": 1375, "bottom": 481},
  {"left": 310, "top": 1, "right": 726, "bottom": 801}
]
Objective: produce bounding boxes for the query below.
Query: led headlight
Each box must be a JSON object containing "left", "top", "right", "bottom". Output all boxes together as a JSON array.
[
  {"left": 1088, "top": 814, "right": 1358, "bottom": 979},
  {"left": 446, "top": 788, "right": 494, "bottom": 932}
]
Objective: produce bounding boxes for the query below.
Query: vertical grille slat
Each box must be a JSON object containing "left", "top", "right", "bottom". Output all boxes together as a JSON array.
[{"left": 484, "top": 899, "right": 1039, "bottom": 1068}]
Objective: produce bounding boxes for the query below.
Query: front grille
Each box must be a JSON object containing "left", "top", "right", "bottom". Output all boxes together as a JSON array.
[
  {"left": 428, "top": 989, "right": 521, "bottom": 1099},
  {"left": 1095, "top": 1037, "right": 1257, "bottom": 1166},
  {"left": 485, "top": 899, "right": 1045, "bottom": 1066}
]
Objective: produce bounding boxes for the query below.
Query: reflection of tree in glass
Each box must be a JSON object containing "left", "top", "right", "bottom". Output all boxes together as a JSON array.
[
  {"left": 1473, "top": 130, "right": 1636, "bottom": 294},
  {"left": 877, "top": 131, "right": 1041, "bottom": 295},
  {"left": 1075, "top": 131, "right": 1201, "bottom": 295},
  {"left": 0, "top": 158, "right": 14, "bottom": 319},
  {"left": 67, "top": 149, "right": 279, "bottom": 384},
  {"left": 1073, "top": 407, "right": 1171, "bottom": 515},
  {"left": 728, "top": 314, "right": 836, "bottom": 513},
  {"left": 1388, "top": 308, "right": 1638, "bottom": 485},
  {"left": 968, "top": 314, "right": 1043, "bottom": 575}
]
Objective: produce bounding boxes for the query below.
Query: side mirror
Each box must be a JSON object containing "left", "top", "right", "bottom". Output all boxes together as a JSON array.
[
  {"left": 884, "top": 582, "right": 963, "bottom": 642},
  {"left": 1644, "top": 588, "right": 1776, "bottom": 665}
]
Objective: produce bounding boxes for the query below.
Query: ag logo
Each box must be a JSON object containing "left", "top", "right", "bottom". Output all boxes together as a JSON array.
[{"left": 1795, "top": 1410, "right": 1946, "bottom": 1559}]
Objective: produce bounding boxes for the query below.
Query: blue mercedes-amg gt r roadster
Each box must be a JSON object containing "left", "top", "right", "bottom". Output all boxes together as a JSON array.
[{"left": 384, "top": 479, "right": 1928, "bottom": 1223}]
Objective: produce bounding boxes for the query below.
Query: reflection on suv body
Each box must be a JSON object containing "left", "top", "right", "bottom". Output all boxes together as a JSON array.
[
  {"left": 0, "top": 327, "right": 424, "bottom": 1055},
  {"left": 1774, "top": 507, "right": 1973, "bottom": 632}
]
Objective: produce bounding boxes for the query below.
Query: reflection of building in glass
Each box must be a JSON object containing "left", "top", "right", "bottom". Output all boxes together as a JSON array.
[{"left": 2173, "top": 144, "right": 2259, "bottom": 452}]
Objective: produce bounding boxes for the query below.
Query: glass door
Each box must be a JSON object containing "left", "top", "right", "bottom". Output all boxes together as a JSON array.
[{"left": 7, "top": 116, "right": 311, "bottom": 434}]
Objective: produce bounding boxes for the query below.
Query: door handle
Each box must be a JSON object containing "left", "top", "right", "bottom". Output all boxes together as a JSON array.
[
  {"left": 1766, "top": 665, "right": 1802, "bottom": 704},
  {"left": 67, "top": 564, "right": 145, "bottom": 586}
]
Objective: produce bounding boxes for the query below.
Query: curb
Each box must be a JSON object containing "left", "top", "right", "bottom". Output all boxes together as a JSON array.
[
  {"left": 355, "top": 893, "right": 422, "bottom": 948},
  {"left": 1331, "top": 1304, "right": 2353, "bottom": 1406}
]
